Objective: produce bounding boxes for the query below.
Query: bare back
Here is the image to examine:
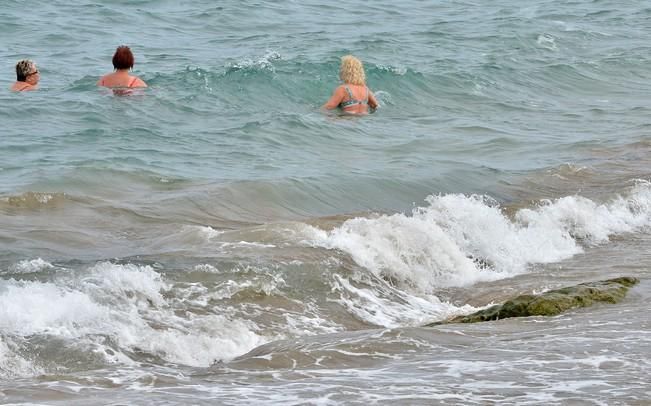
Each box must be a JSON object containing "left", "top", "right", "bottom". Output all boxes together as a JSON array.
[
  {"left": 323, "top": 83, "right": 379, "bottom": 114},
  {"left": 98, "top": 70, "right": 147, "bottom": 88}
]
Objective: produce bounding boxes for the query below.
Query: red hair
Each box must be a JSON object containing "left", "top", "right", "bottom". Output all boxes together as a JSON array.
[{"left": 112, "top": 46, "right": 135, "bottom": 70}]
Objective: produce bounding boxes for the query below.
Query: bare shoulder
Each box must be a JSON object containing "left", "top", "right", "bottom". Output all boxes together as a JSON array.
[
  {"left": 134, "top": 77, "right": 147, "bottom": 88},
  {"left": 11, "top": 82, "right": 34, "bottom": 92},
  {"left": 97, "top": 73, "right": 110, "bottom": 86},
  {"left": 334, "top": 84, "right": 347, "bottom": 94}
]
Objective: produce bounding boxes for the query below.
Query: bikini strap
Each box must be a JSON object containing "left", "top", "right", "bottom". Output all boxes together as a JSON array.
[
  {"left": 343, "top": 85, "right": 354, "bottom": 99},
  {"left": 128, "top": 77, "right": 138, "bottom": 87}
]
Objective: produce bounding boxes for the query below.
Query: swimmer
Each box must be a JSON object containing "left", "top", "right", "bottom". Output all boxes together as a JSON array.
[
  {"left": 11, "top": 60, "right": 39, "bottom": 92},
  {"left": 323, "top": 55, "right": 378, "bottom": 114},
  {"left": 98, "top": 45, "right": 147, "bottom": 89}
]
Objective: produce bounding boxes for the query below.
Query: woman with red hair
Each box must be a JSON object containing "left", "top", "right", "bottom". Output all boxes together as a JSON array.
[{"left": 98, "top": 45, "right": 147, "bottom": 89}]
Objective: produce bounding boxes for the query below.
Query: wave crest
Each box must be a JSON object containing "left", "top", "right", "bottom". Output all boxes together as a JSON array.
[{"left": 307, "top": 182, "right": 651, "bottom": 292}]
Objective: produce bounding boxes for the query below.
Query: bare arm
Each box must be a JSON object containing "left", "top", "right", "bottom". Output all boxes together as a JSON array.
[
  {"left": 368, "top": 90, "right": 379, "bottom": 110},
  {"left": 322, "top": 86, "right": 345, "bottom": 110},
  {"left": 133, "top": 77, "right": 148, "bottom": 88}
]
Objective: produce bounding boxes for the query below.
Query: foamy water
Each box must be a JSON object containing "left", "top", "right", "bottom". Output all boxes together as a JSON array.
[{"left": 306, "top": 181, "right": 651, "bottom": 292}]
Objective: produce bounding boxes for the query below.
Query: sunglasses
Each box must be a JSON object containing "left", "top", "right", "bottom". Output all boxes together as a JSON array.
[{"left": 27, "top": 70, "right": 39, "bottom": 76}]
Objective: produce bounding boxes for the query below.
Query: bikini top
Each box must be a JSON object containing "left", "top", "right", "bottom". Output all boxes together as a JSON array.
[
  {"left": 100, "top": 76, "right": 139, "bottom": 88},
  {"left": 339, "top": 85, "right": 368, "bottom": 108}
]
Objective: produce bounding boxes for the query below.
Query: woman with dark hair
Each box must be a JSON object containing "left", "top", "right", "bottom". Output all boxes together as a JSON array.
[
  {"left": 11, "top": 59, "right": 39, "bottom": 92},
  {"left": 98, "top": 45, "right": 147, "bottom": 89}
]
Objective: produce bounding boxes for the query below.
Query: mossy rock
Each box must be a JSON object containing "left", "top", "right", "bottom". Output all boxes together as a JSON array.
[{"left": 429, "top": 276, "right": 639, "bottom": 326}]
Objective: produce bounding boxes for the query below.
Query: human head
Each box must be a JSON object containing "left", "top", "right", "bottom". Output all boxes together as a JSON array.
[
  {"left": 16, "top": 59, "right": 38, "bottom": 83},
  {"left": 112, "top": 45, "right": 135, "bottom": 70},
  {"left": 339, "top": 55, "right": 366, "bottom": 86}
]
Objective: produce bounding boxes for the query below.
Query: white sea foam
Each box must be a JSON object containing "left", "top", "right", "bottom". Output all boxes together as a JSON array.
[
  {"left": 204, "top": 273, "right": 286, "bottom": 300},
  {"left": 0, "top": 336, "right": 43, "bottom": 379},
  {"left": 376, "top": 64, "right": 407, "bottom": 75},
  {"left": 331, "top": 274, "right": 477, "bottom": 328},
  {"left": 8, "top": 258, "right": 55, "bottom": 274},
  {"left": 178, "top": 226, "right": 276, "bottom": 250},
  {"left": 221, "top": 241, "right": 276, "bottom": 248},
  {"left": 306, "top": 182, "right": 651, "bottom": 292},
  {"left": 194, "top": 225, "right": 224, "bottom": 239},
  {"left": 148, "top": 225, "right": 225, "bottom": 252},
  {"left": 282, "top": 301, "right": 342, "bottom": 336},
  {"left": 193, "top": 263, "right": 220, "bottom": 273},
  {"left": 229, "top": 50, "right": 281, "bottom": 72},
  {"left": 0, "top": 280, "right": 107, "bottom": 338},
  {"left": 537, "top": 33, "right": 558, "bottom": 50},
  {"left": 304, "top": 205, "right": 498, "bottom": 291},
  {"left": 82, "top": 262, "right": 168, "bottom": 308},
  {"left": 0, "top": 262, "right": 268, "bottom": 369},
  {"left": 424, "top": 193, "right": 581, "bottom": 275},
  {"left": 167, "top": 225, "right": 224, "bottom": 245},
  {"left": 373, "top": 90, "right": 393, "bottom": 107},
  {"left": 515, "top": 180, "right": 651, "bottom": 243}
]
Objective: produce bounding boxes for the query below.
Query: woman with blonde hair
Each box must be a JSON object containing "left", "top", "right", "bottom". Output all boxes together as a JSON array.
[{"left": 323, "top": 55, "right": 378, "bottom": 114}]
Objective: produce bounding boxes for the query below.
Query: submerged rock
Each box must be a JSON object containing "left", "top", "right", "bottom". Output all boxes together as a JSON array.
[{"left": 429, "top": 277, "right": 639, "bottom": 325}]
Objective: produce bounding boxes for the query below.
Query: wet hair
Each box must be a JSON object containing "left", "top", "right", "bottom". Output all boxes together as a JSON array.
[
  {"left": 339, "top": 55, "right": 366, "bottom": 86},
  {"left": 15, "top": 59, "right": 35, "bottom": 81},
  {"left": 112, "top": 45, "right": 135, "bottom": 70}
]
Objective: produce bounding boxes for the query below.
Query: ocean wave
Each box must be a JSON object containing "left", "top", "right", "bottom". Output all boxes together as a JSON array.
[
  {"left": 144, "top": 55, "right": 429, "bottom": 111},
  {"left": 305, "top": 181, "right": 651, "bottom": 292},
  {"left": 0, "top": 262, "right": 268, "bottom": 370}
]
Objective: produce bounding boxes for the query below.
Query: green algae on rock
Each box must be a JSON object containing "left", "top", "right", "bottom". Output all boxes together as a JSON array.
[{"left": 429, "top": 277, "right": 639, "bottom": 325}]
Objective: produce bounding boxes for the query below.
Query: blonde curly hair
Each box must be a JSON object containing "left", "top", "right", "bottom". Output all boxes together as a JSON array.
[
  {"left": 16, "top": 60, "right": 36, "bottom": 81},
  {"left": 339, "top": 55, "right": 366, "bottom": 86}
]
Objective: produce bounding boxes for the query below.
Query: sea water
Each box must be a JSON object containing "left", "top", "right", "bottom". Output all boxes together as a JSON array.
[{"left": 1, "top": 1, "right": 650, "bottom": 404}]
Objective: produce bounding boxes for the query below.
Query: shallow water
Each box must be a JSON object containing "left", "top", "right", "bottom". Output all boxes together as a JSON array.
[{"left": 1, "top": 1, "right": 651, "bottom": 404}]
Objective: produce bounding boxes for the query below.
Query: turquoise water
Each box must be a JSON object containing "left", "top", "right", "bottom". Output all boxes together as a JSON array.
[
  {"left": 3, "top": 1, "right": 650, "bottom": 203},
  {"left": 1, "top": 1, "right": 651, "bottom": 404}
]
